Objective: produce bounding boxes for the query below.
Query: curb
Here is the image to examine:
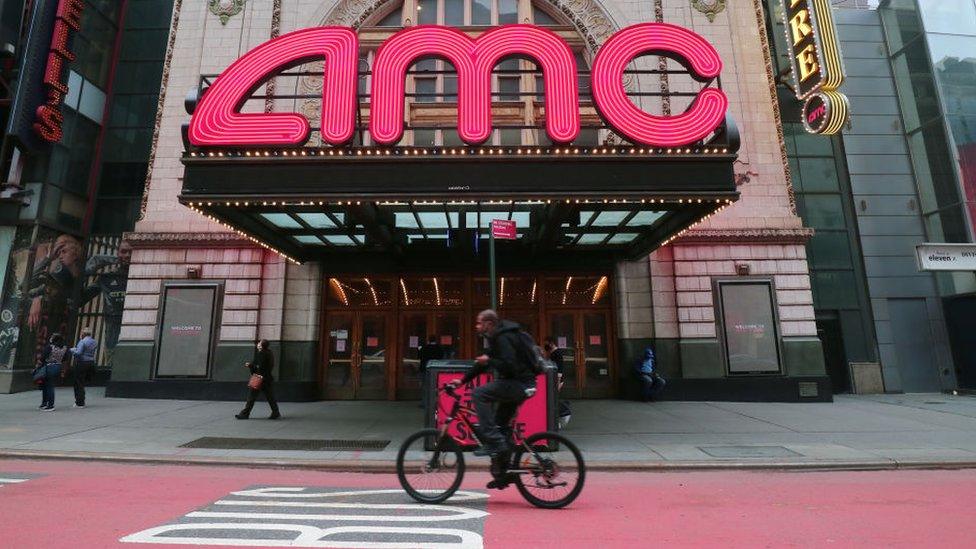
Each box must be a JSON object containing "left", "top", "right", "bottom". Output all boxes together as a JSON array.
[{"left": 2, "top": 449, "right": 976, "bottom": 473}]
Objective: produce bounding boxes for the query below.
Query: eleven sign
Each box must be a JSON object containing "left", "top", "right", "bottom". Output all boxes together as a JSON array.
[
  {"left": 781, "top": 0, "right": 850, "bottom": 135},
  {"left": 188, "top": 23, "right": 730, "bottom": 148}
]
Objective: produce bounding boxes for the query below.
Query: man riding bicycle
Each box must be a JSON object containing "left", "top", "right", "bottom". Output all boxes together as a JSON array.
[{"left": 446, "top": 309, "right": 537, "bottom": 487}]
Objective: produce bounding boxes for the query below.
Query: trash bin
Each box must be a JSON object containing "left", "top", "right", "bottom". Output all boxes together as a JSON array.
[{"left": 425, "top": 360, "right": 557, "bottom": 450}]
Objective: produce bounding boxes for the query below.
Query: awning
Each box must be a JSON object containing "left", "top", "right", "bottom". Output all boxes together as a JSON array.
[{"left": 180, "top": 145, "right": 739, "bottom": 264}]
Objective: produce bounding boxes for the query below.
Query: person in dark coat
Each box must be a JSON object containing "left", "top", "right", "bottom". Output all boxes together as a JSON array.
[{"left": 236, "top": 339, "right": 281, "bottom": 419}]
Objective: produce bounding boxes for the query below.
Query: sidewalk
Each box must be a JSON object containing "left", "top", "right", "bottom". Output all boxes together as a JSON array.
[{"left": 3, "top": 387, "right": 976, "bottom": 471}]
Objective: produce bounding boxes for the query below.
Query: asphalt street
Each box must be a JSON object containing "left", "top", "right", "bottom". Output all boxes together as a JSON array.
[{"left": 1, "top": 458, "right": 974, "bottom": 547}]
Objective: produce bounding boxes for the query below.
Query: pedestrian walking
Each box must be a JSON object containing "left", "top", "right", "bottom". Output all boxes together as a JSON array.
[
  {"left": 69, "top": 328, "right": 97, "bottom": 408},
  {"left": 236, "top": 339, "right": 281, "bottom": 420},
  {"left": 35, "top": 333, "right": 69, "bottom": 411},
  {"left": 417, "top": 334, "right": 443, "bottom": 409},
  {"left": 636, "top": 346, "right": 666, "bottom": 402}
]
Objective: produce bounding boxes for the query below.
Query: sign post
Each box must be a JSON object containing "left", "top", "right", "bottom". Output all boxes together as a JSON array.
[{"left": 489, "top": 219, "right": 517, "bottom": 309}]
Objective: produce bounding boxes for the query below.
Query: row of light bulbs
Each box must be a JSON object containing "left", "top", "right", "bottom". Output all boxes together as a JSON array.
[
  {"left": 186, "top": 203, "right": 301, "bottom": 265},
  {"left": 185, "top": 146, "right": 731, "bottom": 158},
  {"left": 185, "top": 198, "right": 736, "bottom": 208},
  {"left": 660, "top": 202, "right": 734, "bottom": 248}
]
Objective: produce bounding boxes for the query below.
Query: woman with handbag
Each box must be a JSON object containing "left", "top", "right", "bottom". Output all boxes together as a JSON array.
[
  {"left": 235, "top": 339, "right": 281, "bottom": 420},
  {"left": 35, "top": 333, "right": 68, "bottom": 411}
]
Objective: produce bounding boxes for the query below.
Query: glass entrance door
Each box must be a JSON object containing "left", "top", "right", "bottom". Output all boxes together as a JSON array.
[
  {"left": 547, "top": 310, "right": 613, "bottom": 398},
  {"left": 323, "top": 312, "right": 390, "bottom": 399},
  {"left": 396, "top": 311, "right": 464, "bottom": 399}
]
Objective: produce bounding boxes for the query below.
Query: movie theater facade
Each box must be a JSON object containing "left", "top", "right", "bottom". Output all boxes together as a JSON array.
[{"left": 108, "top": 0, "right": 830, "bottom": 402}]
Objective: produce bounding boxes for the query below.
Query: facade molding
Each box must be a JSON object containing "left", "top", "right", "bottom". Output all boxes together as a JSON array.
[
  {"left": 124, "top": 231, "right": 253, "bottom": 249},
  {"left": 676, "top": 228, "right": 815, "bottom": 244},
  {"left": 208, "top": 0, "right": 245, "bottom": 25}
]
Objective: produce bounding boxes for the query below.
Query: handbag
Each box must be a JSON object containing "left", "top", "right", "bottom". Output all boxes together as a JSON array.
[
  {"left": 247, "top": 373, "right": 264, "bottom": 390},
  {"left": 32, "top": 365, "right": 46, "bottom": 384}
]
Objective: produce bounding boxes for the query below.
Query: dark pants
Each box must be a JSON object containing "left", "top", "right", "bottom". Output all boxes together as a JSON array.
[
  {"left": 73, "top": 361, "right": 94, "bottom": 406},
  {"left": 639, "top": 373, "right": 666, "bottom": 401},
  {"left": 41, "top": 376, "right": 56, "bottom": 407},
  {"left": 472, "top": 379, "right": 529, "bottom": 448},
  {"left": 241, "top": 380, "right": 280, "bottom": 416}
]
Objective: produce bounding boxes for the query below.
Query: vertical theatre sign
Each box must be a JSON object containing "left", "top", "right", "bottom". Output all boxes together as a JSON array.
[
  {"left": 5, "top": 0, "right": 84, "bottom": 150},
  {"left": 35, "top": 0, "right": 85, "bottom": 143},
  {"left": 781, "top": 0, "right": 849, "bottom": 135}
]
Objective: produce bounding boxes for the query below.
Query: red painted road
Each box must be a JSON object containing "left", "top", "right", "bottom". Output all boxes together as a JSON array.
[{"left": 1, "top": 458, "right": 974, "bottom": 548}]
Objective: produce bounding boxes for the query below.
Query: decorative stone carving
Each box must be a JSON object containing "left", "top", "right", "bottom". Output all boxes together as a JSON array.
[
  {"left": 209, "top": 0, "right": 245, "bottom": 25},
  {"left": 691, "top": 0, "right": 727, "bottom": 22}
]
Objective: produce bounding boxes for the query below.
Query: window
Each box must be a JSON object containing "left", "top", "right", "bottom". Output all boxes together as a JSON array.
[{"left": 362, "top": 0, "right": 594, "bottom": 146}]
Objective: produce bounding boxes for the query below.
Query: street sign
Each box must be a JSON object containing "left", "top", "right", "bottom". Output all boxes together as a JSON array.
[
  {"left": 491, "top": 219, "right": 517, "bottom": 240},
  {"left": 916, "top": 243, "right": 976, "bottom": 271}
]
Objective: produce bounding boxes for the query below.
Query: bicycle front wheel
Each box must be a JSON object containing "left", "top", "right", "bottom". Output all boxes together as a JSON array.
[
  {"left": 396, "top": 428, "right": 465, "bottom": 504},
  {"left": 512, "top": 431, "right": 585, "bottom": 509}
]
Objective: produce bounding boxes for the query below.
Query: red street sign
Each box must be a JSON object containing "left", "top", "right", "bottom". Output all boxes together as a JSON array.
[{"left": 491, "top": 219, "right": 517, "bottom": 240}]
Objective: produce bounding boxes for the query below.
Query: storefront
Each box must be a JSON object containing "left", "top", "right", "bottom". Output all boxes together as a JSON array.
[{"left": 97, "top": 0, "right": 831, "bottom": 403}]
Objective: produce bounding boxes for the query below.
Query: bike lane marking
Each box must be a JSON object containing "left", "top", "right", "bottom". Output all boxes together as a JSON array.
[{"left": 120, "top": 486, "right": 489, "bottom": 548}]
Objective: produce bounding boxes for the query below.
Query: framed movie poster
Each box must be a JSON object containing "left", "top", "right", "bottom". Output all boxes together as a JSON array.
[
  {"left": 154, "top": 282, "right": 223, "bottom": 378},
  {"left": 714, "top": 279, "right": 783, "bottom": 375}
]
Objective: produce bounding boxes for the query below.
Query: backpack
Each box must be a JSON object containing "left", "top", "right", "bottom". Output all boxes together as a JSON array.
[{"left": 515, "top": 331, "right": 553, "bottom": 376}]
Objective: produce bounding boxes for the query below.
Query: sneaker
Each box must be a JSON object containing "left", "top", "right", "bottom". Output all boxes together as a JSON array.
[
  {"left": 486, "top": 473, "right": 518, "bottom": 490},
  {"left": 268, "top": 412, "right": 281, "bottom": 420},
  {"left": 39, "top": 404, "right": 47, "bottom": 410},
  {"left": 42, "top": 406, "right": 55, "bottom": 412},
  {"left": 235, "top": 412, "right": 249, "bottom": 420},
  {"left": 74, "top": 404, "right": 86, "bottom": 408}
]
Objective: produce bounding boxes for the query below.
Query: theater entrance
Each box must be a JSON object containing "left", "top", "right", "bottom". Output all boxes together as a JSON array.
[{"left": 321, "top": 273, "right": 616, "bottom": 400}]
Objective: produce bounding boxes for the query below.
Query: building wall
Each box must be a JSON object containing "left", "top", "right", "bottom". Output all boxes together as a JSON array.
[
  {"left": 835, "top": 8, "right": 955, "bottom": 392},
  {"left": 114, "top": 0, "right": 827, "bottom": 400}
]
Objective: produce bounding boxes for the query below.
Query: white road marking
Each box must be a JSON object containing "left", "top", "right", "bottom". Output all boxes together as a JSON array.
[
  {"left": 229, "top": 487, "right": 487, "bottom": 502},
  {"left": 0, "top": 478, "right": 28, "bottom": 484},
  {"left": 120, "top": 523, "right": 483, "bottom": 548},
  {"left": 121, "top": 487, "right": 488, "bottom": 548},
  {"left": 204, "top": 500, "right": 488, "bottom": 521}
]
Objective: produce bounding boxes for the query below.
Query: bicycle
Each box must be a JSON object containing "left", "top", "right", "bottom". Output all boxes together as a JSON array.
[{"left": 396, "top": 383, "right": 585, "bottom": 509}]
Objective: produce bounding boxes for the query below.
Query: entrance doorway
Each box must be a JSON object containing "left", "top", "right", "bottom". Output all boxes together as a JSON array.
[
  {"left": 397, "top": 311, "right": 464, "bottom": 399},
  {"left": 322, "top": 273, "right": 615, "bottom": 400},
  {"left": 547, "top": 311, "right": 614, "bottom": 398},
  {"left": 322, "top": 312, "right": 391, "bottom": 399},
  {"left": 816, "top": 313, "right": 850, "bottom": 394}
]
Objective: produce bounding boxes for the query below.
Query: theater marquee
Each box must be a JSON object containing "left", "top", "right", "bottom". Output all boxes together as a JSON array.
[{"left": 781, "top": 0, "right": 849, "bottom": 135}]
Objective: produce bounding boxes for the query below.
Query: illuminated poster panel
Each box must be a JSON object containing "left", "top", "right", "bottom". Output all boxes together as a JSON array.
[
  {"left": 716, "top": 280, "right": 782, "bottom": 374},
  {"left": 154, "top": 282, "right": 223, "bottom": 378}
]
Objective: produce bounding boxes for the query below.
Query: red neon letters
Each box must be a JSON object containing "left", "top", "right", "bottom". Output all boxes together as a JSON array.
[
  {"left": 370, "top": 25, "right": 578, "bottom": 145},
  {"left": 591, "top": 23, "right": 727, "bottom": 146},
  {"left": 34, "top": 0, "right": 85, "bottom": 143},
  {"left": 188, "top": 27, "right": 357, "bottom": 146},
  {"left": 188, "top": 23, "right": 727, "bottom": 148}
]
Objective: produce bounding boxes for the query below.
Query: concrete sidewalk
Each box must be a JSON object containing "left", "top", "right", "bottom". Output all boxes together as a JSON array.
[{"left": 3, "top": 387, "right": 976, "bottom": 471}]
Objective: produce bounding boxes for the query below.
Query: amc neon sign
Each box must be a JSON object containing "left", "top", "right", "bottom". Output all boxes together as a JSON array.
[{"left": 188, "top": 23, "right": 728, "bottom": 148}]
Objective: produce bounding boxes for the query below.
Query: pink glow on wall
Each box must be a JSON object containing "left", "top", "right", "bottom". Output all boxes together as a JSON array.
[
  {"left": 591, "top": 23, "right": 728, "bottom": 147},
  {"left": 187, "top": 27, "right": 357, "bottom": 147},
  {"left": 370, "top": 25, "right": 579, "bottom": 145}
]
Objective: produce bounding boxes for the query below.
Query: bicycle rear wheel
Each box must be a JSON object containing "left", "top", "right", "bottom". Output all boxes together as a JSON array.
[
  {"left": 396, "top": 428, "right": 465, "bottom": 504},
  {"left": 511, "top": 431, "right": 585, "bottom": 509}
]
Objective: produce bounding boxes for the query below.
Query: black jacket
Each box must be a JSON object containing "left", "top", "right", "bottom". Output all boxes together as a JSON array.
[
  {"left": 461, "top": 320, "right": 535, "bottom": 385},
  {"left": 249, "top": 348, "right": 275, "bottom": 382}
]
